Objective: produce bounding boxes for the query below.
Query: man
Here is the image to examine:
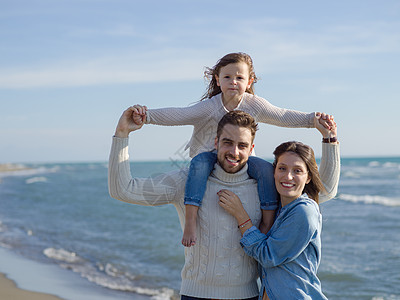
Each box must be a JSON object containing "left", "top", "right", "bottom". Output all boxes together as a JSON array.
[{"left": 108, "top": 108, "right": 340, "bottom": 300}]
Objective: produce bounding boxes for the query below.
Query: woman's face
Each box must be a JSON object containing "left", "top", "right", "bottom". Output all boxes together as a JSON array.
[{"left": 274, "top": 152, "right": 310, "bottom": 206}]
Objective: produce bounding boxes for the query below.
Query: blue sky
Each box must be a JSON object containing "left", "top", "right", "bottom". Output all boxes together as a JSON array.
[{"left": 1, "top": 0, "right": 399, "bottom": 163}]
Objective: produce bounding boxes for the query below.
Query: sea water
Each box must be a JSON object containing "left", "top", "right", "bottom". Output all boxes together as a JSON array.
[{"left": 0, "top": 157, "right": 399, "bottom": 300}]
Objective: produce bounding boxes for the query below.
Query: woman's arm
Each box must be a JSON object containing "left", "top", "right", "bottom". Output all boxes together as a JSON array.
[
  {"left": 219, "top": 190, "right": 321, "bottom": 268},
  {"left": 315, "top": 114, "right": 341, "bottom": 203},
  {"left": 240, "top": 202, "right": 320, "bottom": 268}
]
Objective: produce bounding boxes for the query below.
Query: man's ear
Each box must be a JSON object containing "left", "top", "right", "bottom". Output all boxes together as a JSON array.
[
  {"left": 249, "top": 144, "right": 255, "bottom": 155},
  {"left": 214, "top": 136, "right": 219, "bottom": 149}
]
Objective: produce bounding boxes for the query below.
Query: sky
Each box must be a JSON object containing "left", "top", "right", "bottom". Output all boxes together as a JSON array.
[{"left": 1, "top": 0, "right": 399, "bottom": 163}]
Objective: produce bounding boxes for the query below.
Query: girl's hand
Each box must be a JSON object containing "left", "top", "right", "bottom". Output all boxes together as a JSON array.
[
  {"left": 132, "top": 104, "right": 148, "bottom": 125},
  {"left": 315, "top": 113, "right": 337, "bottom": 139},
  {"left": 315, "top": 112, "right": 334, "bottom": 130}
]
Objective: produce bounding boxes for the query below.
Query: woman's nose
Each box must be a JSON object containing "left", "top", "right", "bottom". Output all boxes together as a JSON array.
[{"left": 284, "top": 171, "right": 294, "bottom": 180}]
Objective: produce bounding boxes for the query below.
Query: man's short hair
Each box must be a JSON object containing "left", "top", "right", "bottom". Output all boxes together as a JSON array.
[{"left": 217, "top": 111, "right": 258, "bottom": 142}]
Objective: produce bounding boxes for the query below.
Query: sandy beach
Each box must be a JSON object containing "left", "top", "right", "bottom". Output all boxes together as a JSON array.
[{"left": 0, "top": 273, "right": 62, "bottom": 300}]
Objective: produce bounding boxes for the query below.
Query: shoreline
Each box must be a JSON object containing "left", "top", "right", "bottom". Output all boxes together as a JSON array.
[
  {"left": 0, "top": 163, "right": 31, "bottom": 172},
  {"left": 0, "top": 272, "right": 63, "bottom": 300},
  {"left": 0, "top": 246, "right": 155, "bottom": 300}
]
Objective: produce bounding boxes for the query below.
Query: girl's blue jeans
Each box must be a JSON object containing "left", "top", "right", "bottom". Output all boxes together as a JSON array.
[{"left": 184, "top": 151, "right": 278, "bottom": 210}]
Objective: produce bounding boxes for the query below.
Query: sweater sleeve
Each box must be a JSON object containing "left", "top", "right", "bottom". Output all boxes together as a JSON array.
[
  {"left": 108, "top": 136, "right": 187, "bottom": 206},
  {"left": 319, "top": 143, "right": 341, "bottom": 203},
  {"left": 249, "top": 95, "right": 316, "bottom": 128},
  {"left": 240, "top": 202, "right": 320, "bottom": 267},
  {"left": 146, "top": 99, "right": 215, "bottom": 126}
]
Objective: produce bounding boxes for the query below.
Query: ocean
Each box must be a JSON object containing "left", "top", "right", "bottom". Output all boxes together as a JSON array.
[{"left": 0, "top": 157, "right": 399, "bottom": 300}]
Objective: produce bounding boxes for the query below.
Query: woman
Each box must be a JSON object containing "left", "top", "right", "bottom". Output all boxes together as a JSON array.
[{"left": 217, "top": 119, "right": 339, "bottom": 300}]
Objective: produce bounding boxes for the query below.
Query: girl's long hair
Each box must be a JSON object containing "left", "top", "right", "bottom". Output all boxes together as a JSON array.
[
  {"left": 201, "top": 52, "right": 258, "bottom": 101},
  {"left": 273, "top": 141, "right": 326, "bottom": 204}
]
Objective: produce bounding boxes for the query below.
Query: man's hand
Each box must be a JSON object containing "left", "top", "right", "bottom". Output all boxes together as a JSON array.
[{"left": 114, "top": 105, "right": 147, "bottom": 138}]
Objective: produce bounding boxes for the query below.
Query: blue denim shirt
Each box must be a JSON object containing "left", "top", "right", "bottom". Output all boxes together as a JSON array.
[{"left": 240, "top": 194, "right": 328, "bottom": 300}]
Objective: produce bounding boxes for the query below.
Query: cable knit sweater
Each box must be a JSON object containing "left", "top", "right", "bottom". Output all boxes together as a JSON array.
[
  {"left": 108, "top": 137, "right": 340, "bottom": 298},
  {"left": 146, "top": 92, "right": 316, "bottom": 158}
]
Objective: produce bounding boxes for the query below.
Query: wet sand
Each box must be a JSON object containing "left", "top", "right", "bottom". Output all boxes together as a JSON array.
[{"left": 0, "top": 273, "right": 63, "bottom": 300}]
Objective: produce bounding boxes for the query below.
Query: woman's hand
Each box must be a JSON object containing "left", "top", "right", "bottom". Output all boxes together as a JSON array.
[
  {"left": 218, "top": 189, "right": 250, "bottom": 224},
  {"left": 315, "top": 112, "right": 337, "bottom": 141}
]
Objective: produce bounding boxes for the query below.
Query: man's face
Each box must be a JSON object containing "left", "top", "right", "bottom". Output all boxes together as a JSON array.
[{"left": 215, "top": 124, "right": 254, "bottom": 173}]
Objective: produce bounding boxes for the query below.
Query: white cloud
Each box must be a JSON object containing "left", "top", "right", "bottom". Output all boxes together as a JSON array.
[{"left": 1, "top": 16, "right": 399, "bottom": 89}]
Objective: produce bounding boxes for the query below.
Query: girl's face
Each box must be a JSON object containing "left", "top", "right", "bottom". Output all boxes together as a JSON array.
[
  {"left": 274, "top": 152, "right": 311, "bottom": 207},
  {"left": 215, "top": 62, "right": 253, "bottom": 101}
]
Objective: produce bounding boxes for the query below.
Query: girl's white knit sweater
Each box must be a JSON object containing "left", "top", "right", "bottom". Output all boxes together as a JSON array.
[{"left": 146, "top": 92, "right": 316, "bottom": 158}]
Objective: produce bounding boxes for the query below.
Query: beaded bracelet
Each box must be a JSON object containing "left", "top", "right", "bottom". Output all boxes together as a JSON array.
[{"left": 238, "top": 218, "right": 251, "bottom": 229}]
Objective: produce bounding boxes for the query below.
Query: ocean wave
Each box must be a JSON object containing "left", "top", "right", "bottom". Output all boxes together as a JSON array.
[
  {"left": 339, "top": 194, "right": 400, "bottom": 207},
  {"left": 25, "top": 176, "right": 48, "bottom": 184},
  {"left": 0, "top": 165, "right": 59, "bottom": 178},
  {"left": 368, "top": 161, "right": 400, "bottom": 168},
  {"left": 43, "top": 247, "right": 175, "bottom": 299},
  {"left": 69, "top": 262, "right": 175, "bottom": 300},
  {"left": 43, "top": 247, "right": 83, "bottom": 263}
]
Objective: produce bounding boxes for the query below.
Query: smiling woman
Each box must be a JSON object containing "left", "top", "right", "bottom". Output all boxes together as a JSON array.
[
  {"left": 274, "top": 151, "right": 312, "bottom": 207},
  {"left": 217, "top": 117, "right": 339, "bottom": 300}
]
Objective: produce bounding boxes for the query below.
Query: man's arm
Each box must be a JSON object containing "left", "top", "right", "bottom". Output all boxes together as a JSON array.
[{"left": 108, "top": 107, "right": 187, "bottom": 206}]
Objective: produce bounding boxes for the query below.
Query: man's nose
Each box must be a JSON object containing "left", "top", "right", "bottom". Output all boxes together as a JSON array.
[{"left": 230, "top": 146, "right": 239, "bottom": 156}]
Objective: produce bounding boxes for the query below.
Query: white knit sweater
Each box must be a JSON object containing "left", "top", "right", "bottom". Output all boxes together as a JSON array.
[
  {"left": 146, "top": 92, "right": 316, "bottom": 158},
  {"left": 108, "top": 137, "right": 340, "bottom": 298},
  {"left": 180, "top": 163, "right": 262, "bottom": 298}
]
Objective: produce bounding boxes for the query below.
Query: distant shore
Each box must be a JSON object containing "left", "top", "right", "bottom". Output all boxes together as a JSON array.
[{"left": 0, "top": 163, "right": 31, "bottom": 173}]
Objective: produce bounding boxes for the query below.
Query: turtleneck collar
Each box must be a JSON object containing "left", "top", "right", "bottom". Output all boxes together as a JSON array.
[{"left": 211, "top": 162, "right": 249, "bottom": 183}]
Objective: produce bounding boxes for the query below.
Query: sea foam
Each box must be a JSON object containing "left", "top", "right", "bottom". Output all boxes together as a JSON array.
[{"left": 339, "top": 194, "right": 400, "bottom": 207}]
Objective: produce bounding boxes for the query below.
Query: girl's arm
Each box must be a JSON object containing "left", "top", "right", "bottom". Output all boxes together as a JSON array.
[
  {"left": 145, "top": 100, "right": 215, "bottom": 126},
  {"left": 250, "top": 95, "right": 316, "bottom": 128}
]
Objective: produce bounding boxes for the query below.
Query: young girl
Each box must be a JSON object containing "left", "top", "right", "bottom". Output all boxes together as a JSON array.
[
  {"left": 218, "top": 119, "right": 338, "bottom": 299},
  {"left": 132, "top": 52, "right": 333, "bottom": 247}
]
